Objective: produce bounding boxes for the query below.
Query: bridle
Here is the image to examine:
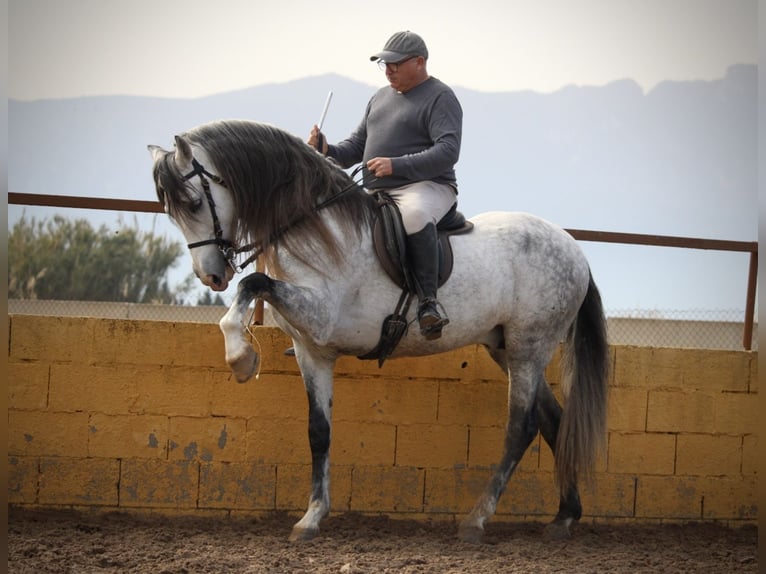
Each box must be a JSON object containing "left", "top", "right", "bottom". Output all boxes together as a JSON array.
[
  {"left": 182, "top": 158, "right": 257, "bottom": 273},
  {"left": 181, "top": 156, "right": 368, "bottom": 274}
]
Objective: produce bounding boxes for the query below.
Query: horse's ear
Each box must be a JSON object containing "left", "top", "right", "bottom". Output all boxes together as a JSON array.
[
  {"left": 174, "top": 135, "right": 193, "bottom": 165},
  {"left": 147, "top": 144, "right": 166, "bottom": 161}
]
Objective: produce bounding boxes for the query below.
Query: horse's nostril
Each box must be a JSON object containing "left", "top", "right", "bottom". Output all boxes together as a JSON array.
[{"left": 211, "top": 275, "right": 222, "bottom": 286}]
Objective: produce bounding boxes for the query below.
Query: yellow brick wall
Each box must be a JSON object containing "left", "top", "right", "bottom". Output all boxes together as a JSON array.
[{"left": 7, "top": 315, "right": 758, "bottom": 524}]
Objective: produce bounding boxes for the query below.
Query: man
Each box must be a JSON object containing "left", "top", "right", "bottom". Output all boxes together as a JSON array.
[{"left": 309, "top": 30, "right": 463, "bottom": 340}]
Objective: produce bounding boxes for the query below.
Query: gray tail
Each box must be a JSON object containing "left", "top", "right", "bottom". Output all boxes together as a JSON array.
[{"left": 555, "top": 271, "right": 609, "bottom": 496}]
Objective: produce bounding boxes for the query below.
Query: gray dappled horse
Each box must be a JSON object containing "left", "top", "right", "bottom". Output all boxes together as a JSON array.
[{"left": 148, "top": 119, "right": 609, "bottom": 543}]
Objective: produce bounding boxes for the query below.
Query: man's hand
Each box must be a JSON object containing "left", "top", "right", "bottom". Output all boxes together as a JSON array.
[
  {"left": 308, "top": 125, "right": 328, "bottom": 155},
  {"left": 366, "top": 157, "right": 393, "bottom": 178}
]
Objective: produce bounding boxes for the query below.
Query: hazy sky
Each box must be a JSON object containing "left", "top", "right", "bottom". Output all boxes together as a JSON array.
[{"left": 9, "top": 0, "right": 757, "bottom": 100}]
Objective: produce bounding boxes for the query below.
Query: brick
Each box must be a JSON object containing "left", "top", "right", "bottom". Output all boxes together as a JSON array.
[
  {"left": 424, "top": 467, "right": 493, "bottom": 514},
  {"left": 468, "top": 427, "right": 540, "bottom": 473},
  {"left": 608, "top": 432, "right": 676, "bottom": 475},
  {"left": 637, "top": 474, "right": 757, "bottom": 521},
  {"left": 120, "top": 459, "right": 198, "bottom": 508},
  {"left": 208, "top": 369, "right": 262, "bottom": 417},
  {"left": 164, "top": 321, "right": 228, "bottom": 368},
  {"left": 543, "top": 345, "right": 564, "bottom": 386},
  {"left": 714, "top": 392, "right": 758, "bottom": 434},
  {"left": 350, "top": 466, "right": 424, "bottom": 512},
  {"left": 578, "top": 473, "right": 636, "bottom": 518},
  {"left": 748, "top": 353, "right": 757, "bottom": 393},
  {"left": 437, "top": 379, "right": 507, "bottom": 426},
  {"left": 88, "top": 413, "right": 169, "bottom": 459},
  {"left": 467, "top": 426, "right": 506, "bottom": 469},
  {"left": 742, "top": 435, "right": 757, "bottom": 474},
  {"left": 275, "top": 464, "right": 311, "bottom": 511},
  {"left": 198, "top": 462, "right": 276, "bottom": 510},
  {"left": 635, "top": 475, "right": 702, "bottom": 519},
  {"left": 498, "top": 470, "right": 560, "bottom": 517},
  {"left": 614, "top": 347, "right": 751, "bottom": 392},
  {"left": 692, "top": 350, "right": 753, "bottom": 392},
  {"left": 9, "top": 456, "right": 38, "bottom": 503},
  {"left": 700, "top": 475, "right": 757, "bottom": 520},
  {"left": 613, "top": 347, "right": 685, "bottom": 389},
  {"left": 538, "top": 434, "right": 607, "bottom": 475},
  {"left": 10, "top": 315, "right": 95, "bottom": 363},
  {"left": 396, "top": 424, "right": 467, "bottom": 468},
  {"left": 607, "top": 387, "right": 647, "bottom": 431},
  {"left": 675, "top": 434, "right": 742, "bottom": 476},
  {"left": 9, "top": 411, "right": 89, "bottom": 457},
  {"left": 8, "top": 362, "right": 49, "bottom": 410},
  {"left": 333, "top": 377, "right": 439, "bottom": 425},
  {"left": 214, "top": 374, "right": 307, "bottom": 420},
  {"left": 168, "top": 416, "right": 246, "bottom": 462},
  {"left": 331, "top": 465, "right": 354, "bottom": 511},
  {"left": 49, "top": 364, "right": 141, "bottom": 414},
  {"left": 133, "top": 366, "right": 215, "bottom": 416},
  {"left": 39, "top": 457, "right": 119, "bottom": 505},
  {"left": 274, "top": 463, "right": 352, "bottom": 512},
  {"left": 646, "top": 390, "right": 715, "bottom": 433},
  {"left": 87, "top": 319, "right": 178, "bottom": 366},
  {"left": 89, "top": 318, "right": 222, "bottom": 368},
  {"left": 247, "top": 417, "right": 310, "bottom": 464},
  {"left": 333, "top": 421, "right": 396, "bottom": 466}
]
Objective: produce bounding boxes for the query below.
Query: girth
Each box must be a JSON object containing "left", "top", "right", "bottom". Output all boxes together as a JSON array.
[{"left": 359, "top": 192, "right": 473, "bottom": 366}]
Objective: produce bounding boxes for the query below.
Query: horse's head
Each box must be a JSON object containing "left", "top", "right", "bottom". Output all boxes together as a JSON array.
[{"left": 148, "top": 135, "right": 236, "bottom": 292}]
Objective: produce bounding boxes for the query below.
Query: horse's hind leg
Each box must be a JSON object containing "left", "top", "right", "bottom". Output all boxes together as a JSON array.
[
  {"left": 458, "top": 355, "right": 541, "bottom": 543},
  {"left": 535, "top": 380, "right": 582, "bottom": 540}
]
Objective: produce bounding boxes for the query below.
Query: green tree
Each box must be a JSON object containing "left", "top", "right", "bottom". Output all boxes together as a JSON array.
[
  {"left": 8, "top": 215, "right": 191, "bottom": 304},
  {"left": 197, "top": 290, "right": 226, "bottom": 306}
]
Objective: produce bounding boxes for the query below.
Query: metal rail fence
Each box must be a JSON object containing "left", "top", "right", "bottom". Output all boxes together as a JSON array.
[{"left": 8, "top": 192, "right": 759, "bottom": 351}]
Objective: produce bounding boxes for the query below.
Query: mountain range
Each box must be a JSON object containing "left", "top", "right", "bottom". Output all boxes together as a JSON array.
[{"left": 8, "top": 64, "right": 757, "bottom": 311}]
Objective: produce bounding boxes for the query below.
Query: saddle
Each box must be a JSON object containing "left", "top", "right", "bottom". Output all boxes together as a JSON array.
[{"left": 358, "top": 192, "right": 474, "bottom": 366}]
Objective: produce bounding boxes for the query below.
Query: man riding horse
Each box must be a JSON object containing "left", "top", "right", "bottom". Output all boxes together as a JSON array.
[{"left": 309, "top": 30, "right": 462, "bottom": 341}]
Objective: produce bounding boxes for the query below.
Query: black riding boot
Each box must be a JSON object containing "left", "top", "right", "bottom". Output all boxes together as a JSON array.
[{"left": 407, "top": 223, "right": 449, "bottom": 340}]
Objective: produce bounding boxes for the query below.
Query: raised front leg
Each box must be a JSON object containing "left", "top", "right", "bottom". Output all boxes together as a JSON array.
[
  {"left": 289, "top": 349, "right": 336, "bottom": 542},
  {"left": 219, "top": 277, "right": 261, "bottom": 382},
  {"left": 535, "top": 379, "right": 582, "bottom": 540},
  {"left": 219, "top": 272, "right": 334, "bottom": 382},
  {"left": 458, "top": 360, "right": 541, "bottom": 543}
]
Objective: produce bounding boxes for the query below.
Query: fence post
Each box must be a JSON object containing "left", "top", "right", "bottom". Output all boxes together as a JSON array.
[{"left": 743, "top": 250, "right": 758, "bottom": 350}]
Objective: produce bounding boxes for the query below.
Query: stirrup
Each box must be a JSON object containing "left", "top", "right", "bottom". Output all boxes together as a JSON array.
[{"left": 417, "top": 299, "right": 449, "bottom": 340}]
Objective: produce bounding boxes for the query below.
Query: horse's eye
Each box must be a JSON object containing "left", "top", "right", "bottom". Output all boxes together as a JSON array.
[{"left": 189, "top": 196, "right": 204, "bottom": 214}]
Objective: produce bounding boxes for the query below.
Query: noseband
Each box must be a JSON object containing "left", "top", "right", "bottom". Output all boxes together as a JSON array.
[{"left": 182, "top": 158, "right": 256, "bottom": 273}]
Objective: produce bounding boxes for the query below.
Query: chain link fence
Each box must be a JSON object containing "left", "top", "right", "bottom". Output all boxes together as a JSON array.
[
  {"left": 605, "top": 308, "right": 756, "bottom": 351},
  {"left": 7, "top": 299, "right": 757, "bottom": 351}
]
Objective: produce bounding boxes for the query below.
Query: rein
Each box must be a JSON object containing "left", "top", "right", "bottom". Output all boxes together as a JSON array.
[{"left": 182, "top": 156, "right": 367, "bottom": 273}]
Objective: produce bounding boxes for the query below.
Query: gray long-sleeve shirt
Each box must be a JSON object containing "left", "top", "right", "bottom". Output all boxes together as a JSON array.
[{"left": 328, "top": 77, "right": 462, "bottom": 190}]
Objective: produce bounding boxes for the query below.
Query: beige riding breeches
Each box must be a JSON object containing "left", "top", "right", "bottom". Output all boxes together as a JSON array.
[{"left": 372, "top": 181, "right": 458, "bottom": 235}]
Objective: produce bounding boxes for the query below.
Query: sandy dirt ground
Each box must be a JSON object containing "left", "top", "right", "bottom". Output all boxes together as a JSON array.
[{"left": 9, "top": 507, "right": 757, "bottom": 573}]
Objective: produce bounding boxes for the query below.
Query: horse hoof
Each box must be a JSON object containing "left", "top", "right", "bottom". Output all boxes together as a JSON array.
[
  {"left": 543, "top": 518, "right": 574, "bottom": 541},
  {"left": 289, "top": 525, "right": 319, "bottom": 542},
  {"left": 457, "top": 524, "right": 484, "bottom": 544},
  {"left": 229, "top": 351, "right": 259, "bottom": 383}
]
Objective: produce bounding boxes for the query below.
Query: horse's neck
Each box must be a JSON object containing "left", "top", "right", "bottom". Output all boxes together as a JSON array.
[{"left": 270, "top": 211, "right": 373, "bottom": 282}]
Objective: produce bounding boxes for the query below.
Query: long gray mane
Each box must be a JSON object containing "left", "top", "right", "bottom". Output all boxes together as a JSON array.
[{"left": 154, "top": 119, "right": 376, "bottom": 268}]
